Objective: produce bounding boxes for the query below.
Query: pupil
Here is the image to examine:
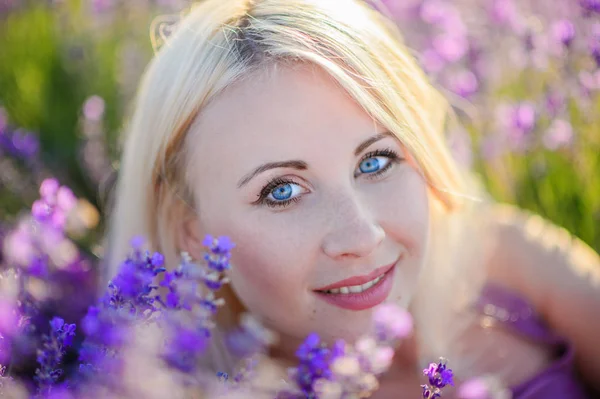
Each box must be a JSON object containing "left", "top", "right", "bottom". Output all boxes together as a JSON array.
[
  {"left": 361, "top": 157, "right": 380, "bottom": 173},
  {"left": 272, "top": 184, "right": 292, "bottom": 200}
]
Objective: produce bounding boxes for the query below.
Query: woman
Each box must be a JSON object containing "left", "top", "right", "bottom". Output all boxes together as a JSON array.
[{"left": 106, "top": 0, "right": 600, "bottom": 397}]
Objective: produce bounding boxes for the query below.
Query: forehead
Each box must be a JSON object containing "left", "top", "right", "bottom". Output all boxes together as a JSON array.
[{"left": 187, "top": 63, "right": 382, "bottom": 179}]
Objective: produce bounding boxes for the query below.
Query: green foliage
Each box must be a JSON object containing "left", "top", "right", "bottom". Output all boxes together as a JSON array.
[{"left": 0, "top": 0, "right": 598, "bottom": 254}]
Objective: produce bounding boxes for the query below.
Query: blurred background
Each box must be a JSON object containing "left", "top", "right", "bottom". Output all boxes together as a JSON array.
[{"left": 0, "top": 0, "right": 598, "bottom": 264}]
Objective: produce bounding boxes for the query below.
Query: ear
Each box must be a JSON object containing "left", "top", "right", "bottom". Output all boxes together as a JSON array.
[{"left": 174, "top": 203, "right": 206, "bottom": 261}]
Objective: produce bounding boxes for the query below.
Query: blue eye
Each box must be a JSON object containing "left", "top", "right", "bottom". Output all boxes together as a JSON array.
[
  {"left": 271, "top": 183, "right": 293, "bottom": 200},
  {"left": 263, "top": 180, "right": 305, "bottom": 206},
  {"left": 359, "top": 156, "right": 390, "bottom": 174}
]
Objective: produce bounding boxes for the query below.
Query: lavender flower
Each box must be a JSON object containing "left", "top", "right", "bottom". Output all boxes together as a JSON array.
[
  {"left": 0, "top": 300, "right": 19, "bottom": 364},
  {"left": 31, "top": 178, "right": 77, "bottom": 231},
  {"left": 226, "top": 313, "right": 277, "bottom": 359},
  {"left": 421, "top": 358, "right": 454, "bottom": 398},
  {"left": 543, "top": 119, "right": 574, "bottom": 150},
  {"left": 163, "top": 325, "right": 210, "bottom": 373},
  {"left": 447, "top": 70, "right": 479, "bottom": 99},
  {"left": 202, "top": 234, "right": 235, "bottom": 273},
  {"left": 372, "top": 303, "right": 413, "bottom": 343},
  {"left": 589, "top": 34, "right": 600, "bottom": 67},
  {"left": 0, "top": 126, "right": 40, "bottom": 160},
  {"left": 291, "top": 333, "right": 345, "bottom": 398},
  {"left": 580, "top": 0, "right": 600, "bottom": 15},
  {"left": 82, "top": 96, "right": 106, "bottom": 122},
  {"left": 77, "top": 238, "right": 166, "bottom": 386},
  {"left": 433, "top": 33, "right": 469, "bottom": 63},
  {"left": 544, "top": 89, "right": 566, "bottom": 118},
  {"left": 159, "top": 236, "right": 234, "bottom": 374},
  {"left": 35, "top": 317, "right": 76, "bottom": 393},
  {"left": 103, "top": 237, "right": 165, "bottom": 315},
  {"left": 551, "top": 20, "right": 576, "bottom": 48},
  {"left": 488, "top": 0, "right": 519, "bottom": 28},
  {"left": 497, "top": 102, "right": 537, "bottom": 152},
  {"left": 90, "top": 0, "right": 115, "bottom": 14}
]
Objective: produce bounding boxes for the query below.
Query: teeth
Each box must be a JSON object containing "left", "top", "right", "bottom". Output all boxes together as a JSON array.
[
  {"left": 349, "top": 285, "right": 362, "bottom": 293},
  {"left": 323, "top": 274, "right": 385, "bottom": 295}
]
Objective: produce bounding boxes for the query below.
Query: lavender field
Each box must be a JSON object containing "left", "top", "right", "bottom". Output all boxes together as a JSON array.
[{"left": 0, "top": 0, "right": 598, "bottom": 397}]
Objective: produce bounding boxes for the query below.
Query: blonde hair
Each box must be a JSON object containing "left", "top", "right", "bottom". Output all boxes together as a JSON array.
[{"left": 107, "top": 0, "right": 488, "bottom": 378}]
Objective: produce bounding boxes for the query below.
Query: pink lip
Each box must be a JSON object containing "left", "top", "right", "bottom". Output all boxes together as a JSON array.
[
  {"left": 314, "top": 262, "right": 396, "bottom": 291},
  {"left": 314, "top": 265, "right": 396, "bottom": 311}
]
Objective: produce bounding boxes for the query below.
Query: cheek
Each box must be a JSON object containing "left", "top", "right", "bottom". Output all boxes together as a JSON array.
[
  {"left": 374, "top": 168, "right": 430, "bottom": 303},
  {"left": 376, "top": 167, "right": 430, "bottom": 251},
  {"left": 213, "top": 213, "right": 313, "bottom": 326}
]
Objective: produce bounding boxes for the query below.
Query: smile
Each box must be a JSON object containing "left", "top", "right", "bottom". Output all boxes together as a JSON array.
[
  {"left": 317, "top": 272, "right": 386, "bottom": 294},
  {"left": 313, "top": 259, "right": 398, "bottom": 311}
]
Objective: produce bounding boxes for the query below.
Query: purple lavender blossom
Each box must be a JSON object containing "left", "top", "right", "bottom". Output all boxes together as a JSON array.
[
  {"left": 580, "top": 0, "right": 600, "bottom": 15},
  {"left": 420, "top": 48, "right": 446, "bottom": 74},
  {"left": 589, "top": 33, "right": 600, "bottom": 67},
  {"left": 512, "top": 103, "right": 537, "bottom": 132},
  {"left": 103, "top": 237, "right": 166, "bottom": 315},
  {"left": 419, "top": 0, "right": 454, "bottom": 25},
  {"left": 543, "top": 119, "right": 574, "bottom": 150},
  {"left": 202, "top": 235, "right": 235, "bottom": 273},
  {"left": 433, "top": 33, "right": 469, "bottom": 63},
  {"left": 158, "top": 236, "right": 235, "bottom": 374},
  {"left": 80, "top": 306, "right": 126, "bottom": 349},
  {"left": 163, "top": 325, "right": 210, "bottom": 373},
  {"left": 292, "top": 333, "right": 345, "bottom": 398},
  {"left": 497, "top": 102, "right": 537, "bottom": 152},
  {"left": 447, "top": 70, "right": 479, "bottom": 99},
  {"left": 551, "top": 20, "right": 576, "bottom": 48},
  {"left": 77, "top": 238, "right": 167, "bottom": 384},
  {"left": 35, "top": 317, "right": 76, "bottom": 392},
  {"left": 372, "top": 303, "right": 413, "bottom": 343},
  {"left": 488, "top": 0, "right": 519, "bottom": 28},
  {"left": 421, "top": 358, "right": 454, "bottom": 398},
  {"left": 91, "top": 0, "right": 115, "bottom": 13},
  {"left": 0, "top": 126, "right": 40, "bottom": 160},
  {"left": 31, "top": 178, "right": 77, "bottom": 231},
  {"left": 82, "top": 96, "right": 106, "bottom": 122},
  {"left": 545, "top": 89, "right": 566, "bottom": 118},
  {"left": 0, "top": 300, "right": 19, "bottom": 364},
  {"left": 226, "top": 313, "right": 277, "bottom": 359}
]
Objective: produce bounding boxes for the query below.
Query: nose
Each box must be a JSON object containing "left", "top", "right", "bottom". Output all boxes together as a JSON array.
[{"left": 320, "top": 192, "right": 385, "bottom": 259}]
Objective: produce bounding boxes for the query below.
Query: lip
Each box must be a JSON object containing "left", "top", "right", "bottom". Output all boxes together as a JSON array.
[
  {"left": 314, "top": 265, "right": 396, "bottom": 311},
  {"left": 314, "top": 262, "right": 397, "bottom": 292}
]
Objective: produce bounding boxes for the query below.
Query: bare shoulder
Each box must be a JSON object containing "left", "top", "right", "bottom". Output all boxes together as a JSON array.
[{"left": 483, "top": 203, "right": 600, "bottom": 387}]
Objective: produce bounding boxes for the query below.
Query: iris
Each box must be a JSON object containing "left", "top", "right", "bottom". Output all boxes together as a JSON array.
[
  {"left": 272, "top": 183, "right": 293, "bottom": 200},
  {"left": 359, "top": 157, "right": 381, "bottom": 173}
]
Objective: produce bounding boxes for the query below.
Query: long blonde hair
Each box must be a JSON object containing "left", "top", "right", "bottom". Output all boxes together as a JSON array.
[{"left": 107, "top": 0, "right": 488, "bottom": 377}]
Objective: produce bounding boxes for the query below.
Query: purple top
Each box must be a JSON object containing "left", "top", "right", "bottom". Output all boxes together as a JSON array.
[{"left": 477, "top": 283, "right": 590, "bottom": 399}]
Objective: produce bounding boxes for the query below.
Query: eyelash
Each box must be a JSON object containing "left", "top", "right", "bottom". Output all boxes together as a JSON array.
[
  {"left": 254, "top": 147, "right": 402, "bottom": 209},
  {"left": 357, "top": 148, "right": 401, "bottom": 179},
  {"left": 254, "top": 177, "right": 302, "bottom": 208}
]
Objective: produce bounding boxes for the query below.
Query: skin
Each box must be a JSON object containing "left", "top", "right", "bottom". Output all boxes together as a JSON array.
[
  {"left": 179, "top": 61, "right": 430, "bottom": 354},
  {"left": 175, "top": 61, "right": 600, "bottom": 395}
]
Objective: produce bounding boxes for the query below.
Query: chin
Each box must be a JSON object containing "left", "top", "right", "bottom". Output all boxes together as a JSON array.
[{"left": 311, "top": 317, "right": 374, "bottom": 344}]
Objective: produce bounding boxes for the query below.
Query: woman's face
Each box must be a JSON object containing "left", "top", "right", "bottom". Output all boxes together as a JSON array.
[{"left": 184, "top": 62, "right": 430, "bottom": 346}]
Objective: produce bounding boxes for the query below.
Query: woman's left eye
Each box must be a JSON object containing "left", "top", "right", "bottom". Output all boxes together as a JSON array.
[{"left": 355, "top": 149, "right": 400, "bottom": 178}]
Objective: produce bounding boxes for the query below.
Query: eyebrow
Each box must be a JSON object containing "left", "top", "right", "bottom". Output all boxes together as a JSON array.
[{"left": 237, "top": 131, "right": 394, "bottom": 188}]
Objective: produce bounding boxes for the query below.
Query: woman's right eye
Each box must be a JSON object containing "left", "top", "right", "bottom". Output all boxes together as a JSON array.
[{"left": 255, "top": 178, "right": 307, "bottom": 208}]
